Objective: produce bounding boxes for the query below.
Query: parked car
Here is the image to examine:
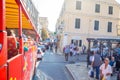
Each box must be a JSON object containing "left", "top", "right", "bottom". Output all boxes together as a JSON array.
[{"left": 37, "top": 48, "right": 44, "bottom": 61}]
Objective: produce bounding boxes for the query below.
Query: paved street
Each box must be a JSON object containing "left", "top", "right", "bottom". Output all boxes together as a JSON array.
[
  {"left": 33, "top": 50, "right": 73, "bottom": 80},
  {"left": 33, "top": 50, "right": 117, "bottom": 80}
]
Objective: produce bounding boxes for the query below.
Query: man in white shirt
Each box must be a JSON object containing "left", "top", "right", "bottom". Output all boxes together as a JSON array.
[{"left": 100, "top": 58, "right": 112, "bottom": 80}]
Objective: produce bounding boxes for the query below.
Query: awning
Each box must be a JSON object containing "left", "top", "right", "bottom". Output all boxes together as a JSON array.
[
  {"left": 6, "top": 0, "right": 34, "bottom": 30},
  {"left": 87, "top": 38, "right": 120, "bottom": 43}
]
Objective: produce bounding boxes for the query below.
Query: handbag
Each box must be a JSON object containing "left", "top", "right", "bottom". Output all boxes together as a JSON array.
[
  {"left": 88, "top": 67, "right": 94, "bottom": 78},
  {"left": 102, "top": 76, "right": 106, "bottom": 80}
]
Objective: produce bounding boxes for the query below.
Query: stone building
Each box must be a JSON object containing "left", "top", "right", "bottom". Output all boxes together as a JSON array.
[{"left": 56, "top": 0, "right": 120, "bottom": 51}]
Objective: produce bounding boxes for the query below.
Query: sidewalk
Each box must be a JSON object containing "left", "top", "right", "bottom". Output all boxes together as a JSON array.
[
  {"left": 66, "top": 62, "right": 89, "bottom": 80},
  {"left": 65, "top": 62, "right": 117, "bottom": 80}
]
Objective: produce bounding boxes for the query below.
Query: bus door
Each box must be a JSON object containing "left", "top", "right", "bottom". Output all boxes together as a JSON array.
[{"left": 0, "top": 1, "right": 7, "bottom": 80}]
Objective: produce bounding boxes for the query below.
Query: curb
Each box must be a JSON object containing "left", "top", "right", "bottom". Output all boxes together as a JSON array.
[
  {"left": 34, "top": 69, "right": 53, "bottom": 80},
  {"left": 65, "top": 63, "right": 89, "bottom": 80},
  {"left": 65, "top": 65, "right": 75, "bottom": 80}
]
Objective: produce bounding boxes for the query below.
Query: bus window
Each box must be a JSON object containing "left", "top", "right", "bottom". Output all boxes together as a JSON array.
[{"left": 7, "top": 29, "right": 18, "bottom": 59}]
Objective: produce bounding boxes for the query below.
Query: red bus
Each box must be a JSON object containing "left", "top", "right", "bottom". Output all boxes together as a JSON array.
[{"left": 0, "top": 0, "right": 39, "bottom": 80}]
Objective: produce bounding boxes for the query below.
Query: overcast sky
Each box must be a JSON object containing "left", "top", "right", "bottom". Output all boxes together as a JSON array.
[
  {"left": 32, "top": 0, "right": 64, "bottom": 32},
  {"left": 32, "top": 0, "right": 120, "bottom": 32}
]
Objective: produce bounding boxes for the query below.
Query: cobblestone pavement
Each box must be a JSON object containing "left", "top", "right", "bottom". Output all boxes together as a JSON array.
[{"left": 66, "top": 62, "right": 117, "bottom": 80}]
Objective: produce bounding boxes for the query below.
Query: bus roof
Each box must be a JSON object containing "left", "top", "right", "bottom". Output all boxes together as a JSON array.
[{"left": 6, "top": 0, "right": 36, "bottom": 30}]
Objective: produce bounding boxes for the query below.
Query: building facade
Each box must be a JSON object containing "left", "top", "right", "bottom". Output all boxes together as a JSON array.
[
  {"left": 39, "top": 17, "right": 48, "bottom": 28},
  {"left": 39, "top": 17, "right": 50, "bottom": 40},
  {"left": 56, "top": 0, "right": 120, "bottom": 51}
]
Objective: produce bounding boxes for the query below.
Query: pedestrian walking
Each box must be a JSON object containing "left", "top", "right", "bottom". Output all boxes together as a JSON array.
[
  {"left": 91, "top": 51, "right": 102, "bottom": 80},
  {"left": 88, "top": 51, "right": 94, "bottom": 68},
  {"left": 63, "top": 46, "right": 65, "bottom": 53},
  {"left": 100, "top": 58, "right": 112, "bottom": 80},
  {"left": 70, "top": 47, "right": 73, "bottom": 56},
  {"left": 69, "top": 42, "right": 74, "bottom": 56},
  {"left": 82, "top": 45, "right": 86, "bottom": 54},
  {"left": 54, "top": 42, "right": 57, "bottom": 53},
  {"left": 50, "top": 42, "right": 53, "bottom": 52},
  {"left": 64, "top": 45, "right": 70, "bottom": 61},
  {"left": 109, "top": 56, "right": 116, "bottom": 75},
  {"left": 87, "top": 49, "right": 91, "bottom": 68},
  {"left": 76, "top": 47, "right": 80, "bottom": 61},
  {"left": 73, "top": 46, "right": 77, "bottom": 56}
]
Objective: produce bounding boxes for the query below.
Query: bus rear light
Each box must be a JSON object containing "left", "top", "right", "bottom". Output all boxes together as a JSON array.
[{"left": 0, "top": 44, "right": 2, "bottom": 50}]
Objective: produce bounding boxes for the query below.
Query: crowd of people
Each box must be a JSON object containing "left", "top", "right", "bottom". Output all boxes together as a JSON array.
[
  {"left": 87, "top": 43, "right": 120, "bottom": 80},
  {"left": 88, "top": 50, "right": 114, "bottom": 80},
  {"left": 63, "top": 43, "right": 84, "bottom": 61},
  {"left": 44, "top": 41, "right": 58, "bottom": 53},
  {"left": 62, "top": 41, "right": 120, "bottom": 80}
]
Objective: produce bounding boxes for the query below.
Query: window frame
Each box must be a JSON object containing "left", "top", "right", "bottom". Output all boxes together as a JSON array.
[
  {"left": 108, "top": 6, "right": 113, "bottom": 15},
  {"left": 107, "top": 22, "right": 112, "bottom": 32},
  {"left": 95, "top": 4, "right": 100, "bottom": 13},
  {"left": 76, "top": 1, "right": 81, "bottom": 10},
  {"left": 75, "top": 18, "right": 80, "bottom": 29},
  {"left": 94, "top": 20, "right": 99, "bottom": 31}
]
